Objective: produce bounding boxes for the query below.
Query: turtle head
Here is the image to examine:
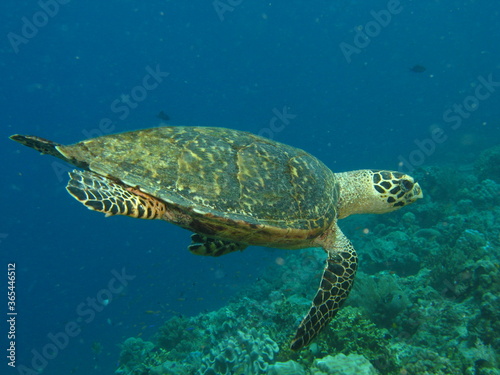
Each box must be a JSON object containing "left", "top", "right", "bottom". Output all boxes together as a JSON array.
[{"left": 337, "top": 169, "right": 423, "bottom": 219}]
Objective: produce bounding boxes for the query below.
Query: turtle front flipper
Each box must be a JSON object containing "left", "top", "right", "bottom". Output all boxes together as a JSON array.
[
  {"left": 189, "top": 233, "right": 247, "bottom": 257},
  {"left": 290, "top": 226, "right": 358, "bottom": 350},
  {"left": 66, "top": 170, "right": 166, "bottom": 220}
]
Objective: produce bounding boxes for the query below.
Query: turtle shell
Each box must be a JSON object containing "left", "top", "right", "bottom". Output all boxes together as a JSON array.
[{"left": 58, "top": 127, "right": 339, "bottom": 235}]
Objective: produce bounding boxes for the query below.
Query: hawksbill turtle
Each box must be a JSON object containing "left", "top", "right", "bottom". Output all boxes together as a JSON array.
[{"left": 10, "top": 126, "right": 422, "bottom": 350}]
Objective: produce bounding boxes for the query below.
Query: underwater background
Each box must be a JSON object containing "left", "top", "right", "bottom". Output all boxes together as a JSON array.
[{"left": 1, "top": 1, "right": 499, "bottom": 374}]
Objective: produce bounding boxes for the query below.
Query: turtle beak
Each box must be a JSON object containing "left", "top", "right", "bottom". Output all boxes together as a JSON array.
[{"left": 408, "top": 181, "right": 423, "bottom": 202}]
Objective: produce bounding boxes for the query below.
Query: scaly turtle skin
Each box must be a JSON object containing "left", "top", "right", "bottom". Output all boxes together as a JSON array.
[{"left": 10, "top": 126, "right": 423, "bottom": 350}]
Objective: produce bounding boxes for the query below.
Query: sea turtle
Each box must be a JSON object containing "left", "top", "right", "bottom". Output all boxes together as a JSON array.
[{"left": 10, "top": 126, "right": 422, "bottom": 350}]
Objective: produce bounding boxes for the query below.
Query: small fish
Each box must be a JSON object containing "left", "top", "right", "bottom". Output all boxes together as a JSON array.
[
  {"left": 410, "top": 64, "right": 426, "bottom": 73},
  {"left": 157, "top": 111, "right": 170, "bottom": 121}
]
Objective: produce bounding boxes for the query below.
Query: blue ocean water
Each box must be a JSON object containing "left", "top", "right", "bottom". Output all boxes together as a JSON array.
[{"left": 1, "top": 1, "right": 499, "bottom": 374}]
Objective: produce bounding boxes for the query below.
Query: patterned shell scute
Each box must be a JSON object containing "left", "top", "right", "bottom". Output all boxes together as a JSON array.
[{"left": 62, "top": 127, "right": 339, "bottom": 231}]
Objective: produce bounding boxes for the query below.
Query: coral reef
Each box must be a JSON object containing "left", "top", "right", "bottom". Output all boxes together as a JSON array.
[
  {"left": 392, "top": 345, "right": 462, "bottom": 375},
  {"left": 197, "top": 327, "right": 279, "bottom": 374},
  {"left": 458, "top": 179, "right": 500, "bottom": 209},
  {"left": 310, "top": 353, "right": 377, "bottom": 375},
  {"left": 268, "top": 360, "right": 305, "bottom": 375},
  {"left": 318, "top": 306, "right": 397, "bottom": 373},
  {"left": 116, "top": 337, "right": 171, "bottom": 375},
  {"left": 475, "top": 144, "right": 500, "bottom": 183},
  {"left": 114, "top": 149, "right": 500, "bottom": 375},
  {"left": 348, "top": 272, "right": 411, "bottom": 325}
]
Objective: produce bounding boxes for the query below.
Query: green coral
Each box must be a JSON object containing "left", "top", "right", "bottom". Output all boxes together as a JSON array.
[
  {"left": 459, "top": 179, "right": 500, "bottom": 208},
  {"left": 116, "top": 337, "right": 170, "bottom": 375},
  {"left": 348, "top": 272, "right": 411, "bottom": 326},
  {"left": 475, "top": 144, "right": 500, "bottom": 183},
  {"left": 292, "top": 306, "right": 397, "bottom": 373},
  {"left": 393, "top": 345, "right": 462, "bottom": 375},
  {"left": 155, "top": 315, "right": 205, "bottom": 361}
]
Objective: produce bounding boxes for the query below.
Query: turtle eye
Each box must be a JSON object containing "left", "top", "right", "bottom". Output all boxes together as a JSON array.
[{"left": 401, "top": 179, "right": 414, "bottom": 192}]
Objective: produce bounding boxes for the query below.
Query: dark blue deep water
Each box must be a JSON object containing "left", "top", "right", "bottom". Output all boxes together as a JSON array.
[{"left": 1, "top": 1, "right": 499, "bottom": 374}]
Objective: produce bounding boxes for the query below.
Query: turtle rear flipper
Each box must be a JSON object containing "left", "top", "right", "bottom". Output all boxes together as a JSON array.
[
  {"left": 290, "top": 226, "right": 357, "bottom": 350},
  {"left": 189, "top": 233, "right": 247, "bottom": 257},
  {"left": 10, "top": 134, "right": 66, "bottom": 159},
  {"left": 10, "top": 134, "right": 90, "bottom": 169},
  {"left": 66, "top": 170, "right": 166, "bottom": 220}
]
